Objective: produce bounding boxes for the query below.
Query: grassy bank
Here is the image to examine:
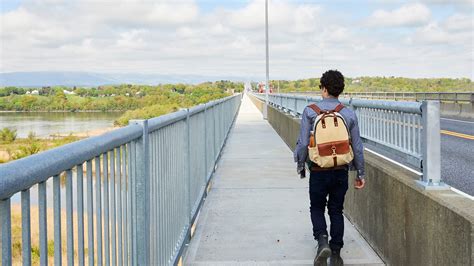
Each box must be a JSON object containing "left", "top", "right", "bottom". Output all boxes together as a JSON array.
[
  {"left": 0, "top": 134, "right": 81, "bottom": 164},
  {"left": 5, "top": 204, "right": 98, "bottom": 265}
]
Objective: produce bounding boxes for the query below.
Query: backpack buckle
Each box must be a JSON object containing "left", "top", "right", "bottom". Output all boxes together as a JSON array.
[{"left": 331, "top": 145, "right": 337, "bottom": 156}]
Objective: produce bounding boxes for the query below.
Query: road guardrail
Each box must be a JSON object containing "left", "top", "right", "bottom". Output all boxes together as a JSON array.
[
  {"left": 291, "top": 91, "right": 473, "bottom": 103},
  {"left": 252, "top": 92, "right": 442, "bottom": 190}
]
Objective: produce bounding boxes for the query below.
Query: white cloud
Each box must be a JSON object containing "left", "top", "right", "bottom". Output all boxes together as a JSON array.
[
  {"left": 412, "top": 23, "right": 452, "bottom": 44},
  {"left": 116, "top": 29, "right": 148, "bottom": 49},
  {"left": 443, "top": 13, "right": 473, "bottom": 32},
  {"left": 421, "top": 0, "right": 472, "bottom": 5},
  {"left": 406, "top": 13, "right": 472, "bottom": 46},
  {"left": 225, "top": 0, "right": 321, "bottom": 34},
  {"left": 0, "top": 0, "right": 472, "bottom": 79},
  {"left": 368, "top": 3, "right": 431, "bottom": 27}
]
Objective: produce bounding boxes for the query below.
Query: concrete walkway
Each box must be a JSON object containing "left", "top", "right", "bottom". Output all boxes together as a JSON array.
[{"left": 184, "top": 95, "right": 384, "bottom": 265}]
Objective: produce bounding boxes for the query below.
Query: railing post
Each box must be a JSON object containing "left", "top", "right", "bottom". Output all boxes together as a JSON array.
[
  {"left": 294, "top": 97, "right": 297, "bottom": 115},
  {"left": 418, "top": 101, "right": 446, "bottom": 189},
  {"left": 185, "top": 109, "right": 191, "bottom": 222},
  {"left": 1, "top": 199, "right": 12, "bottom": 266},
  {"left": 129, "top": 119, "right": 150, "bottom": 265},
  {"left": 204, "top": 103, "right": 208, "bottom": 181}
]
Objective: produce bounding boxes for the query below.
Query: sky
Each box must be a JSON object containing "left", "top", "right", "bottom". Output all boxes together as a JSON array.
[{"left": 0, "top": 0, "right": 473, "bottom": 80}]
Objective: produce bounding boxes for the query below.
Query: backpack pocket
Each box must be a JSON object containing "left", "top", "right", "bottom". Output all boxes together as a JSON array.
[{"left": 308, "top": 140, "right": 354, "bottom": 168}]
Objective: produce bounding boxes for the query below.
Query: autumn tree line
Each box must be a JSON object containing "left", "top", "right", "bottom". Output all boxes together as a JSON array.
[
  {"left": 0, "top": 81, "right": 244, "bottom": 125},
  {"left": 262, "top": 77, "right": 472, "bottom": 93}
]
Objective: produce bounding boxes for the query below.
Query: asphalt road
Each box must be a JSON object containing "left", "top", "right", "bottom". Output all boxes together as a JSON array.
[{"left": 440, "top": 117, "right": 474, "bottom": 196}]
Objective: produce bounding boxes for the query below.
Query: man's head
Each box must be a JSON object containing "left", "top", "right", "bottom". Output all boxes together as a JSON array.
[{"left": 319, "top": 70, "right": 344, "bottom": 98}]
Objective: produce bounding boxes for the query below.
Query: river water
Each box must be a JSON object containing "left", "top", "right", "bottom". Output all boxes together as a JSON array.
[
  {"left": 2, "top": 112, "right": 124, "bottom": 208},
  {"left": 0, "top": 112, "right": 122, "bottom": 138}
]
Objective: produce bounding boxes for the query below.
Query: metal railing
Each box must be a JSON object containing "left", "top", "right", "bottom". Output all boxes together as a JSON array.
[
  {"left": 0, "top": 94, "right": 242, "bottom": 265},
  {"left": 253, "top": 93, "right": 442, "bottom": 188},
  {"left": 290, "top": 91, "right": 474, "bottom": 103}
]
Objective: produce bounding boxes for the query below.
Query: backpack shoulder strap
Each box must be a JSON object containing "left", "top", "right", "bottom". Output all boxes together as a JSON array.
[
  {"left": 308, "top": 104, "right": 322, "bottom": 115},
  {"left": 333, "top": 103, "right": 344, "bottom": 113}
]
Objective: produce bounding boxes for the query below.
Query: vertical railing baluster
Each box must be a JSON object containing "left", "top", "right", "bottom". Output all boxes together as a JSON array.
[
  {"left": 103, "top": 152, "right": 110, "bottom": 266},
  {"left": 186, "top": 111, "right": 191, "bottom": 226},
  {"left": 116, "top": 146, "right": 123, "bottom": 266},
  {"left": 95, "top": 156, "right": 103, "bottom": 265},
  {"left": 123, "top": 144, "right": 129, "bottom": 266},
  {"left": 66, "top": 170, "right": 74, "bottom": 266},
  {"left": 122, "top": 144, "right": 128, "bottom": 266},
  {"left": 38, "top": 181, "right": 48, "bottom": 266},
  {"left": 397, "top": 112, "right": 401, "bottom": 148},
  {"left": 411, "top": 114, "right": 416, "bottom": 154},
  {"left": 155, "top": 132, "right": 160, "bottom": 264},
  {"left": 21, "top": 189, "right": 31, "bottom": 265},
  {"left": 164, "top": 126, "right": 170, "bottom": 263},
  {"left": 404, "top": 112, "right": 407, "bottom": 151},
  {"left": 111, "top": 150, "right": 117, "bottom": 266},
  {"left": 384, "top": 110, "right": 388, "bottom": 145},
  {"left": 390, "top": 111, "right": 394, "bottom": 146},
  {"left": 417, "top": 116, "right": 422, "bottom": 156},
  {"left": 1, "top": 198, "right": 12, "bottom": 266},
  {"left": 149, "top": 132, "right": 154, "bottom": 265},
  {"left": 126, "top": 142, "right": 132, "bottom": 265},
  {"left": 169, "top": 126, "right": 173, "bottom": 263},
  {"left": 87, "top": 160, "right": 94, "bottom": 266},
  {"left": 213, "top": 105, "right": 217, "bottom": 163},
  {"left": 77, "top": 165, "right": 85, "bottom": 265},
  {"left": 53, "top": 174, "right": 62, "bottom": 265},
  {"left": 204, "top": 105, "right": 208, "bottom": 183},
  {"left": 131, "top": 140, "right": 137, "bottom": 266},
  {"left": 159, "top": 130, "right": 164, "bottom": 265}
]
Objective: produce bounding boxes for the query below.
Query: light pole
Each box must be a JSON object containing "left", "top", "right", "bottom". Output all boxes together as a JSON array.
[{"left": 263, "top": 0, "right": 269, "bottom": 119}]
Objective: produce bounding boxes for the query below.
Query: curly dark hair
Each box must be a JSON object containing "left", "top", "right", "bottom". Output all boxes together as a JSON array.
[{"left": 320, "top": 70, "right": 345, "bottom": 97}]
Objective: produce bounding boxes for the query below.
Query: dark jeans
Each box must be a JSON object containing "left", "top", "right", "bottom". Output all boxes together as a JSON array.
[{"left": 309, "top": 169, "right": 348, "bottom": 251}]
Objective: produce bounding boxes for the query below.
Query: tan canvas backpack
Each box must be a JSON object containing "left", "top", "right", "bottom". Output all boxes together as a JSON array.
[{"left": 308, "top": 103, "right": 354, "bottom": 168}]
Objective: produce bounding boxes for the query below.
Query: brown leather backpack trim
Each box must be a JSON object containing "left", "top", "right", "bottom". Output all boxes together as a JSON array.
[
  {"left": 310, "top": 165, "right": 347, "bottom": 172},
  {"left": 308, "top": 104, "right": 321, "bottom": 115},
  {"left": 334, "top": 103, "right": 345, "bottom": 112},
  {"left": 308, "top": 103, "right": 344, "bottom": 115},
  {"left": 317, "top": 140, "right": 351, "bottom": 156}
]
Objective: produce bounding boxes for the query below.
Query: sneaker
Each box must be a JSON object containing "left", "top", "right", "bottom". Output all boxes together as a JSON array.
[
  {"left": 314, "top": 235, "right": 331, "bottom": 266},
  {"left": 329, "top": 249, "right": 344, "bottom": 266}
]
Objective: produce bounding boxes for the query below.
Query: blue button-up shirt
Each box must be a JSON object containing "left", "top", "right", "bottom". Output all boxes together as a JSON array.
[{"left": 293, "top": 97, "right": 365, "bottom": 178}]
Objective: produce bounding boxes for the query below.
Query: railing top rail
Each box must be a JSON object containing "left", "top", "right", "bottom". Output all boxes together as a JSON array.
[
  {"left": 350, "top": 98, "right": 422, "bottom": 114},
  {"left": 148, "top": 109, "right": 188, "bottom": 132},
  {"left": 0, "top": 124, "right": 142, "bottom": 200},
  {"left": 288, "top": 91, "right": 473, "bottom": 95},
  {"left": 148, "top": 94, "right": 240, "bottom": 132},
  {"left": 257, "top": 93, "right": 422, "bottom": 114}
]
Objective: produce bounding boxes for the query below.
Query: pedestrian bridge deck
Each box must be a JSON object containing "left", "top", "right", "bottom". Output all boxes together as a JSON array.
[{"left": 184, "top": 95, "right": 384, "bottom": 265}]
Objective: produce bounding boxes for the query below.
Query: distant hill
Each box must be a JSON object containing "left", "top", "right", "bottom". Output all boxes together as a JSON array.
[{"left": 0, "top": 71, "right": 253, "bottom": 87}]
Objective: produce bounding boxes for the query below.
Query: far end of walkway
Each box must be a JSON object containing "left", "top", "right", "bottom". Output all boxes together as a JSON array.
[{"left": 183, "top": 95, "right": 384, "bottom": 265}]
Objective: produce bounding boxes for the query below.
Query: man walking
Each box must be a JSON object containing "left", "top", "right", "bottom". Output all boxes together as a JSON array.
[{"left": 294, "top": 70, "right": 366, "bottom": 266}]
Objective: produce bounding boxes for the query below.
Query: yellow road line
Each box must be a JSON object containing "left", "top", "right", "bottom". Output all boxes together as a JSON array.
[{"left": 441, "top": 130, "right": 474, "bottom": 140}]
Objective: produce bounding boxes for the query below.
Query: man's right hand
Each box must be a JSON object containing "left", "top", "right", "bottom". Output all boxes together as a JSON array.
[{"left": 354, "top": 178, "right": 365, "bottom": 189}]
